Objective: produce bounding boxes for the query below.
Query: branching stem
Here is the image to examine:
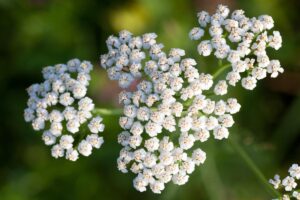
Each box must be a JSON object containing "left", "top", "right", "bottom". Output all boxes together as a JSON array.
[
  {"left": 229, "top": 138, "right": 281, "bottom": 198},
  {"left": 213, "top": 64, "right": 231, "bottom": 79}
]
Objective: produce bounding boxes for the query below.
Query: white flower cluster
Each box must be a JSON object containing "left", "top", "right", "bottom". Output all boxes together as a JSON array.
[
  {"left": 24, "top": 59, "right": 104, "bottom": 161},
  {"left": 270, "top": 163, "right": 300, "bottom": 199},
  {"left": 190, "top": 4, "right": 283, "bottom": 94},
  {"left": 23, "top": 3, "right": 284, "bottom": 195},
  {"left": 101, "top": 30, "right": 158, "bottom": 89},
  {"left": 101, "top": 30, "right": 241, "bottom": 193}
]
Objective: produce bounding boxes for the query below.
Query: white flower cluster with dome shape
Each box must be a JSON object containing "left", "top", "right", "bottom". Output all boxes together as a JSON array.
[
  {"left": 101, "top": 30, "right": 241, "bottom": 193},
  {"left": 24, "top": 59, "right": 104, "bottom": 161},
  {"left": 270, "top": 163, "right": 300, "bottom": 200},
  {"left": 189, "top": 4, "right": 283, "bottom": 94}
]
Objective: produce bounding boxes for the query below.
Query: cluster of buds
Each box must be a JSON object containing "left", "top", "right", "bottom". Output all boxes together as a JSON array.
[
  {"left": 101, "top": 30, "right": 241, "bottom": 193},
  {"left": 270, "top": 164, "right": 300, "bottom": 200},
  {"left": 190, "top": 4, "right": 283, "bottom": 93},
  {"left": 24, "top": 59, "right": 104, "bottom": 161}
]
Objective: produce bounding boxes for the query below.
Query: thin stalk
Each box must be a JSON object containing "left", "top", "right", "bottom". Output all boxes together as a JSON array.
[
  {"left": 92, "top": 108, "right": 123, "bottom": 116},
  {"left": 229, "top": 138, "right": 281, "bottom": 198},
  {"left": 218, "top": 59, "right": 223, "bottom": 67},
  {"left": 213, "top": 64, "right": 231, "bottom": 79}
]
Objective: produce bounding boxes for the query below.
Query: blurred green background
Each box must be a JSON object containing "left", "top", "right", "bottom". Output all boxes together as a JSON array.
[{"left": 0, "top": 0, "right": 300, "bottom": 199}]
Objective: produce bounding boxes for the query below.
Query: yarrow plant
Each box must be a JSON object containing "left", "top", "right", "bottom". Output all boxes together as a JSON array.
[
  {"left": 24, "top": 3, "right": 285, "bottom": 197},
  {"left": 24, "top": 59, "right": 104, "bottom": 161},
  {"left": 270, "top": 163, "right": 300, "bottom": 199},
  {"left": 99, "top": 4, "right": 283, "bottom": 194}
]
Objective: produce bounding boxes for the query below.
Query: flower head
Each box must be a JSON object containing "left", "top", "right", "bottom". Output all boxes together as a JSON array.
[
  {"left": 190, "top": 4, "right": 283, "bottom": 91},
  {"left": 24, "top": 59, "right": 105, "bottom": 161},
  {"left": 100, "top": 4, "right": 283, "bottom": 194},
  {"left": 101, "top": 30, "right": 240, "bottom": 193}
]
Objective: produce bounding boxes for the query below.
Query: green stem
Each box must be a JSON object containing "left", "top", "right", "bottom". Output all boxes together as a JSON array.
[
  {"left": 92, "top": 108, "right": 123, "bottom": 116},
  {"left": 229, "top": 138, "right": 281, "bottom": 198},
  {"left": 218, "top": 59, "right": 223, "bottom": 67},
  {"left": 213, "top": 64, "right": 231, "bottom": 79}
]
